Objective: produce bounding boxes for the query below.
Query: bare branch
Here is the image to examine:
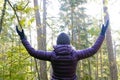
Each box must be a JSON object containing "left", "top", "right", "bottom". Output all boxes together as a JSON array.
[
  {"left": 7, "top": 0, "right": 23, "bottom": 29},
  {"left": 23, "top": 1, "right": 29, "bottom": 10},
  {"left": 16, "top": 1, "right": 30, "bottom": 11}
]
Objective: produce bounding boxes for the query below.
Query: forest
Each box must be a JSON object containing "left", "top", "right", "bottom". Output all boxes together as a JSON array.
[{"left": 0, "top": 0, "right": 120, "bottom": 80}]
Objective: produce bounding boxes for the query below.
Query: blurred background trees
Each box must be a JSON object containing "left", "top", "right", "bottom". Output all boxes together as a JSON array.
[{"left": 0, "top": 0, "right": 120, "bottom": 80}]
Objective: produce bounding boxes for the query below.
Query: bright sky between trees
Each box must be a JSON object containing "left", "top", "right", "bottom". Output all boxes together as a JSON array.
[{"left": 47, "top": 0, "right": 120, "bottom": 31}]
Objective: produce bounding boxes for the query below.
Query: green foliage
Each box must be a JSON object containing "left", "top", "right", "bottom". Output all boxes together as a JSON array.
[
  {"left": 0, "top": 0, "right": 36, "bottom": 79},
  {"left": 0, "top": 45, "right": 35, "bottom": 80}
]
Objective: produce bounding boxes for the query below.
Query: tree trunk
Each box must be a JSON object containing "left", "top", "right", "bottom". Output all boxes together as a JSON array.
[
  {"left": 71, "top": 6, "right": 75, "bottom": 45},
  {"left": 95, "top": 53, "right": 98, "bottom": 80},
  {"left": 33, "top": 0, "right": 48, "bottom": 80},
  {"left": 0, "top": 0, "right": 7, "bottom": 33},
  {"left": 39, "top": 0, "right": 48, "bottom": 80},
  {"left": 106, "top": 28, "right": 118, "bottom": 80},
  {"left": 100, "top": 49, "right": 103, "bottom": 78},
  {"left": 103, "top": 0, "right": 118, "bottom": 80}
]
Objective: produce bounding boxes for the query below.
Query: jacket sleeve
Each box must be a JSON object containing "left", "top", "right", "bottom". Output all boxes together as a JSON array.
[
  {"left": 21, "top": 38, "right": 52, "bottom": 61},
  {"left": 76, "top": 35, "right": 105, "bottom": 60}
]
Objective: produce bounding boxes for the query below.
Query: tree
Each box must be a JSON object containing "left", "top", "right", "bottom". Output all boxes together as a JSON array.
[
  {"left": 58, "top": 0, "right": 95, "bottom": 79},
  {"left": 103, "top": 0, "right": 118, "bottom": 80},
  {"left": 0, "top": 0, "right": 37, "bottom": 79},
  {"left": 0, "top": 0, "right": 7, "bottom": 33},
  {"left": 33, "top": 0, "right": 48, "bottom": 80}
]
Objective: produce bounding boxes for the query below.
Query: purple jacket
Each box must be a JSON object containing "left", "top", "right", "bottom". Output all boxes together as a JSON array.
[{"left": 22, "top": 35, "right": 104, "bottom": 80}]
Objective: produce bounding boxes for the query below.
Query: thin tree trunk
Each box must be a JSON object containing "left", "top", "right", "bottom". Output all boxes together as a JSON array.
[
  {"left": 33, "top": 0, "right": 48, "bottom": 80},
  {"left": 87, "top": 59, "right": 91, "bottom": 80},
  {"left": 95, "top": 53, "right": 98, "bottom": 80},
  {"left": 33, "top": 0, "right": 42, "bottom": 80},
  {"left": 106, "top": 27, "right": 118, "bottom": 80},
  {"left": 0, "top": 0, "right": 7, "bottom": 33},
  {"left": 39, "top": 1, "right": 48, "bottom": 80},
  {"left": 71, "top": 6, "right": 75, "bottom": 44},
  {"left": 100, "top": 49, "right": 103, "bottom": 78},
  {"left": 103, "top": 0, "right": 118, "bottom": 80}
]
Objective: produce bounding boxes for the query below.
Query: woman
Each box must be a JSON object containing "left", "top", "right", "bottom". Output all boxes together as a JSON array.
[{"left": 16, "top": 20, "right": 109, "bottom": 80}]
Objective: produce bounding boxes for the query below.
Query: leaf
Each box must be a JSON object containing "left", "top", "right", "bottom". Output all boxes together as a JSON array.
[
  {"left": 24, "top": 7, "right": 33, "bottom": 13},
  {"left": 20, "top": 18, "right": 26, "bottom": 26}
]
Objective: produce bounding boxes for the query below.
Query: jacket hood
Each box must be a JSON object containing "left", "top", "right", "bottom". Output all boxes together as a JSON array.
[
  {"left": 57, "top": 32, "right": 70, "bottom": 45},
  {"left": 53, "top": 45, "right": 73, "bottom": 56}
]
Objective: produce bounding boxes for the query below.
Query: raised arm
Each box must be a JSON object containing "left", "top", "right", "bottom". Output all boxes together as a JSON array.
[
  {"left": 16, "top": 26, "right": 51, "bottom": 61},
  {"left": 76, "top": 20, "right": 109, "bottom": 60}
]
